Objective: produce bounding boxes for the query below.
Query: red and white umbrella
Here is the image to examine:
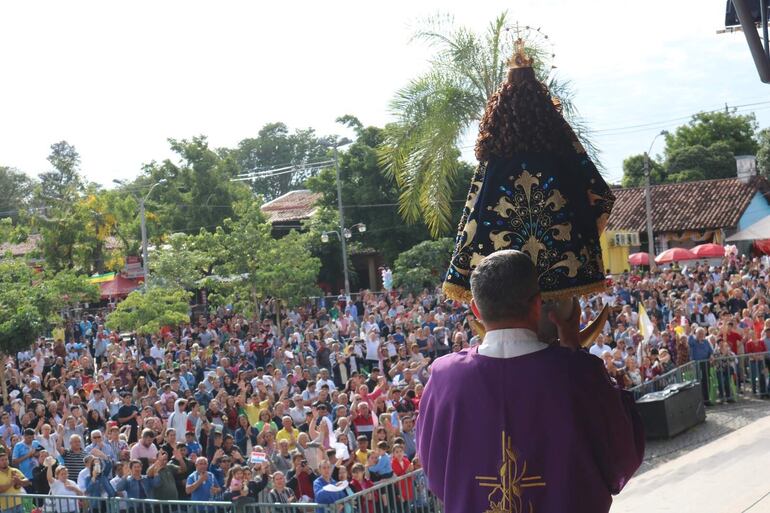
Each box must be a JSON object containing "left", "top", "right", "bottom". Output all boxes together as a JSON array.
[
  {"left": 654, "top": 247, "right": 698, "bottom": 264},
  {"left": 691, "top": 243, "right": 725, "bottom": 258},
  {"left": 628, "top": 252, "right": 650, "bottom": 266}
]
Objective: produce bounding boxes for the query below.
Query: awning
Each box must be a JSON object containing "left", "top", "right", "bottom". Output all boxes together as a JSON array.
[
  {"left": 727, "top": 215, "right": 770, "bottom": 241},
  {"left": 99, "top": 275, "right": 143, "bottom": 298},
  {"left": 89, "top": 272, "right": 116, "bottom": 284}
]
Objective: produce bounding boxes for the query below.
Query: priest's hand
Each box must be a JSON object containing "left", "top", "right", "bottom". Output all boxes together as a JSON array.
[{"left": 549, "top": 297, "right": 580, "bottom": 351}]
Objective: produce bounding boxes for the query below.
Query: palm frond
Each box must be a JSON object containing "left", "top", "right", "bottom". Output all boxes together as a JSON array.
[{"left": 383, "top": 11, "right": 603, "bottom": 233}]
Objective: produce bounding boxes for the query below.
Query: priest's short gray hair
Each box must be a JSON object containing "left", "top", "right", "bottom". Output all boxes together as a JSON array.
[{"left": 470, "top": 250, "right": 540, "bottom": 323}]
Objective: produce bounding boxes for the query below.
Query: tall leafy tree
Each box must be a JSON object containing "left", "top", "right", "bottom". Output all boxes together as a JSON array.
[
  {"left": 105, "top": 287, "right": 191, "bottom": 335},
  {"left": 664, "top": 111, "right": 758, "bottom": 157},
  {"left": 393, "top": 238, "right": 455, "bottom": 293},
  {"left": 235, "top": 123, "right": 333, "bottom": 200},
  {"left": 755, "top": 127, "right": 770, "bottom": 179},
  {"left": 38, "top": 141, "right": 83, "bottom": 204},
  {"left": 0, "top": 260, "right": 97, "bottom": 400},
  {"left": 307, "top": 118, "right": 433, "bottom": 263},
  {"left": 0, "top": 167, "right": 33, "bottom": 219},
  {"left": 199, "top": 202, "right": 321, "bottom": 315},
  {"left": 133, "top": 136, "right": 252, "bottom": 235},
  {"left": 622, "top": 110, "right": 758, "bottom": 186},
  {"left": 379, "top": 12, "right": 593, "bottom": 236}
]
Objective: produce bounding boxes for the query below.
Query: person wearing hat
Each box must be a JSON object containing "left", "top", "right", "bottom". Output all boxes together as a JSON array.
[{"left": 0, "top": 447, "right": 30, "bottom": 512}]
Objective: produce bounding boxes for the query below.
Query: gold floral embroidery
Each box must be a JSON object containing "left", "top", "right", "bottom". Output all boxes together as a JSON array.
[{"left": 475, "top": 432, "right": 546, "bottom": 513}]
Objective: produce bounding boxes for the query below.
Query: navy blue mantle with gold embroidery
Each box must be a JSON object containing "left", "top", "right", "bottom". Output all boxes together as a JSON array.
[{"left": 444, "top": 151, "right": 614, "bottom": 302}]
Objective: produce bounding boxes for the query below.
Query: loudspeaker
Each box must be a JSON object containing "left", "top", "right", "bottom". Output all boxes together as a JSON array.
[{"left": 636, "top": 381, "right": 706, "bottom": 439}]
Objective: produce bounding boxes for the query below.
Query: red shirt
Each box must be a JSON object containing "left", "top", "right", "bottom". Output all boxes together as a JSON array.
[
  {"left": 725, "top": 332, "right": 742, "bottom": 354},
  {"left": 746, "top": 339, "right": 767, "bottom": 354},
  {"left": 350, "top": 478, "right": 377, "bottom": 513}
]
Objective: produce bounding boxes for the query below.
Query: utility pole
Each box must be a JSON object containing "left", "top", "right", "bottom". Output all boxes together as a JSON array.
[
  {"left": 140, "top": 197, "right": 149, "bottom": 281},
  {"left": 644, "top": 130, "right": 668, "bottom": 272},
  {"left": 643, "top": 152, "right": 656, "bottom": 272},
  {"left": 334, "top": 146, "right": 351, "bottom": 297}
]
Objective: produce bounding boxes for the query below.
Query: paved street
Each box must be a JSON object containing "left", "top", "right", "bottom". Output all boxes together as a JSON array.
[
  {"left": 638, "top": 395, "right": 770, "bottom": 474},
  {"left": 613, "top": 396, "right": 770, "bottom": 512}
]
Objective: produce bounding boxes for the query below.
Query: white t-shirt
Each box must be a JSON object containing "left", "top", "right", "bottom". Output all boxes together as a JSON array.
[
  {"left": 589, "top": 343, "right": 612, "bottom": 359},
  {"left": 50, "top": 479, "right": 80, "bottom": 511},
  {"left": 365, "top": 337, "right": 380, "bottom": 361}
]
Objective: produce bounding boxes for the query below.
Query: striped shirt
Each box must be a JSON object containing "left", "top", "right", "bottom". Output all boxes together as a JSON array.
[{"left": 62, "top": 450, "right": 86, "bottom": 478}]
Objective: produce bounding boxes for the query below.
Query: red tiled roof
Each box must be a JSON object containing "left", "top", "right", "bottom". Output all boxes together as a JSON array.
[
  {"left": 0, "top": 234, "right": 123, "bottom": 258},
  {"left": 260, "top": 190, "right": 321, "bottom": 224},
  {"left": 607, "top": 177, "right": 770, "bottom": 233}
]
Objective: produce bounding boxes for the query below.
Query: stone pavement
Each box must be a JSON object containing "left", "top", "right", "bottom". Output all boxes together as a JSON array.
[
  {"left": 612, "top": 395, "right": 770, "bottom": 512},
  {"left": 638, "top": 394, "right": 770, "bottom": 474}
]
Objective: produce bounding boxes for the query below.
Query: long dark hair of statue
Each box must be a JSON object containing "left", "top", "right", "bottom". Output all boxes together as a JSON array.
[{"left": 475, "top": 67, "right": 577, "bottom": 162}]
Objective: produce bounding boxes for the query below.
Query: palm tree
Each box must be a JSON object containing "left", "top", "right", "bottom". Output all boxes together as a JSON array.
[{"left": 379, "top": 12, "right": 598, "bottom": 237}]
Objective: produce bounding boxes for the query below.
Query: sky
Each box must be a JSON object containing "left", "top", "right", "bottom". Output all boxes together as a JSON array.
[{"left": 1, "top": 0, "right": 770, "bottom": 187}]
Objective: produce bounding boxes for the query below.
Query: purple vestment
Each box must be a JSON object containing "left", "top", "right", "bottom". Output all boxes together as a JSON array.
[{"left": 416, "top": 345, "right": 644, "bottom": 513}]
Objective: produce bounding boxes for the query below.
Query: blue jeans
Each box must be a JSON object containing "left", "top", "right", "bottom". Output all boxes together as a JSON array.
[
  {"left": 750, "top": 360, "right": 768, "bottom": 395},
  {"left": 717, "top": 366, "right": 734, "bottom": 401}
]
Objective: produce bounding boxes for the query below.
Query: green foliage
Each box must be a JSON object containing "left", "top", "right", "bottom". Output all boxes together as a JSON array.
[
  {"left": 234, "top": 123, "right": 333, "bottom": 201},
  {"left": 665, "top": 141, "right": 735, "bottom": 182},
  {"left": 0, "top": 167, "right": 33, "bottom": 219},
  {"left": 307, "top": 120, "right": 434, "bottom": 263},
  {"left": 37, "top": 141, "right": 83, "bottom": 204},
  {"left": 664, "top": 111, "right": 758, "bottom": 157},
  {"left": 132, "top": 136, "right": 252, "bottom": 235},
  {"left": 150, "top": 232, "right": 214, "bottom": 290},
  {"left": 380, "top": 11, "right": 594, "bottom": 236},
  {"left": 757, "top": 128, "right": 770, "bottom": 179},
  {"left": 105, "top": 286, "right": 191, "bottom": 335},
  {"left": 251, "top": 230, "right": 321, "bottom": 307},
  {"left": 622, "top": 110, "right": 759, "bottom": 186},
  {"left": 621, "top": 154, "right": 664, "bottom": 187},
  {"left": 0, "top": 260, "right": 98, "bottom": 355},
  {"left": 193, "top": 201, "right": 321, "bottom": 314},
  {"left": 393, "top": 238, "right": 455, "bottom": 293}
]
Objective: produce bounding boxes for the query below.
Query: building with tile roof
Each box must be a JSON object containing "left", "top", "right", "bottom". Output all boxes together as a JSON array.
[
  {"left": 260, "top": 190, "right": 321, "bottom": 233},
  {"left": 600, "top": 175, "right": 770, "bottom": 273}
]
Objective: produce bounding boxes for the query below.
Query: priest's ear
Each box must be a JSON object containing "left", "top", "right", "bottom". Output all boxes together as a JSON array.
[{"left": 470, "top": 299, "right": 482, "bottom": 321}]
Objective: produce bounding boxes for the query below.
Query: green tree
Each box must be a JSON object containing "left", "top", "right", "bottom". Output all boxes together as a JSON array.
[
  {"left": 665, "top": 141, "right": 736, "bottom": 182},
  {"left": 0, "top": 167, "right": 33, "bottom": 219},
  {"left": 307, "top": 119, "right": 432, "bottom": 263},
  {"left": 252, "top": 230, "right": 321, "bottom": 307},
  {"left": 234, "top": 123, "right": 332, "bottom": 200},
  {"left": 621, "top": 154, "right": 665, "bottom": 187},
  {"left": 664, "top": 111, "right": 758, "bottom": 157},
  {"left": 0, "top": 260, "right": 97, "bottom": 399},
  {"left": 201, "top": 202, "right": 321, "bottom": 315},
  {"left": 621, "top": 110, "right": 758, "bottom": 186},
  {"left": 38, "top": 141, "right": 83, "bottom": 204},
  {"left": 105, "top": 287, "right": 191, "bottom": 335},
  {"left": 393, "top": 238, "right": 455, "bottom": 293},
  {"left": 379, "top": 12, "right": 593, "bottom": 236},
  {"left": 757, "top": 127, "right": 770, "bottom": 179},
  {"left": 150, "top": 232, "right": 214, "bottom": 290},
  {"left": 132, "top": 136, "right": 252, "bottom": 235}
]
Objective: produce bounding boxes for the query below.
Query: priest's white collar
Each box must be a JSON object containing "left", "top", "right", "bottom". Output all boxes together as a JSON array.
[{"left": 478, "top": 328, "right": 548, "bottom": 359}]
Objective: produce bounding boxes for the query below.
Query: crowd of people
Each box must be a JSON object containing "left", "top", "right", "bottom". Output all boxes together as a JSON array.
[
  {"left": 0, "top": 250, "right": 768, "bottom": 510},
  {"left": 587, "top": 253, "right": 770, "bottom": 404}
]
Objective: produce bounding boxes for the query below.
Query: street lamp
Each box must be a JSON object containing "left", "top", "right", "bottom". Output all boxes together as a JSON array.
[
  {"left": 319, "top": 137, "right": 354, "bottom": 296},
  {"left": 321, "top": 222, "right": 367, "bottom": 293},
  {"left": 113, "top": 178, "right": 167, "bottom": 282},
  {"left": 644, "top": 130, "right": 668, "bottom": 272}
]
